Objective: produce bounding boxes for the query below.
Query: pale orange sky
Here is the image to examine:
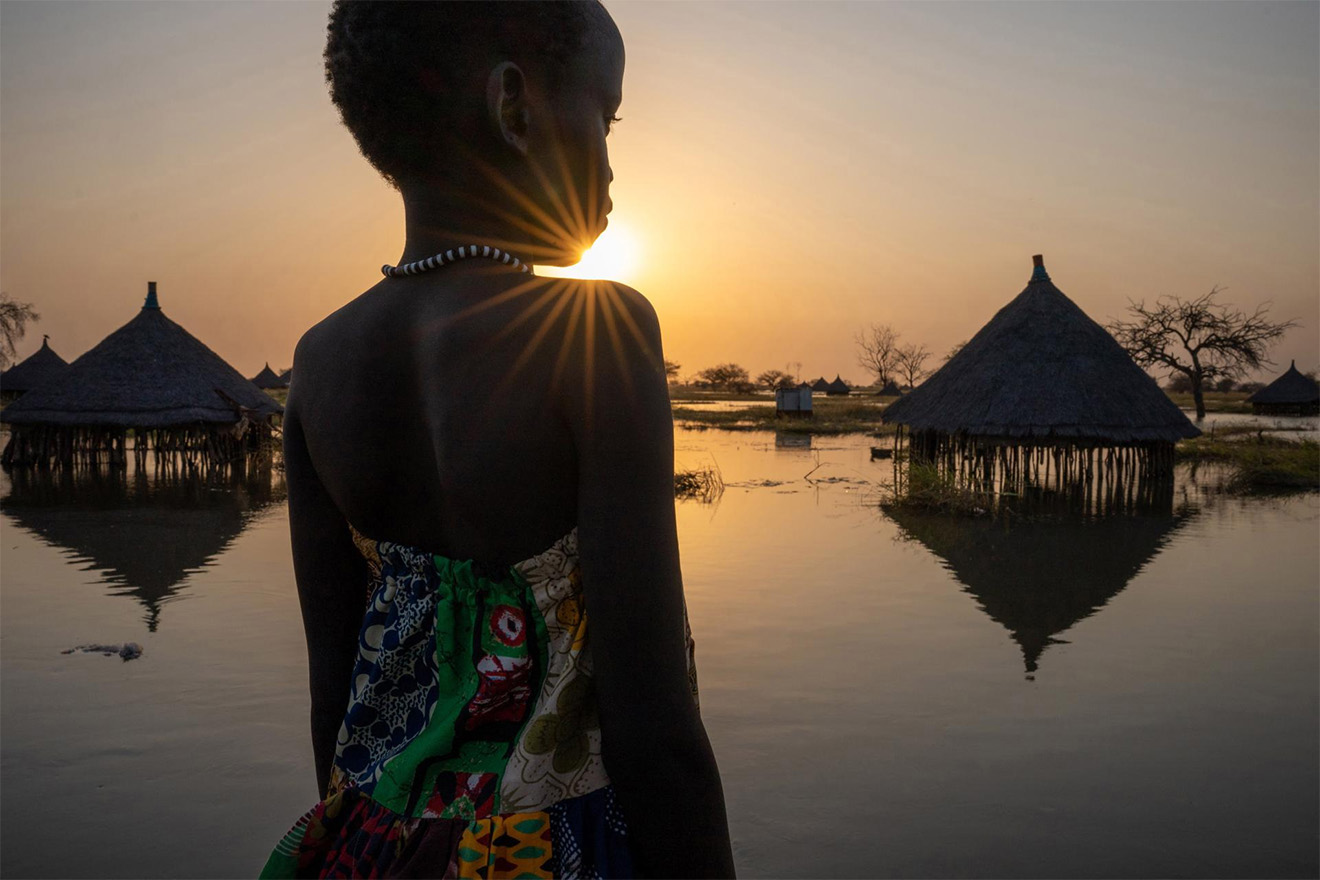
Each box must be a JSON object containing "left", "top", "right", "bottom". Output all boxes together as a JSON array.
[{"left": 2, "top": 1, "right": 1316, "bottom": 383}]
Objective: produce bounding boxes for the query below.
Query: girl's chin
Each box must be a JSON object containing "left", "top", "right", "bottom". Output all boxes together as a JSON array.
[{"left": 540, "top": 240, "right": 600, "bottom": 267}]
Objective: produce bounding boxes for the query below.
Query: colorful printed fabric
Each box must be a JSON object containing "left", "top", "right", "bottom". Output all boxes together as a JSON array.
[{"left": 262, "top": 529, "right": 688, "bottom": 878}]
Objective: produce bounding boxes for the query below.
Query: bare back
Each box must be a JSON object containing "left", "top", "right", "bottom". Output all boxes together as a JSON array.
[{"left": 290, "top": 268, "right": 585, "bottom": 565}]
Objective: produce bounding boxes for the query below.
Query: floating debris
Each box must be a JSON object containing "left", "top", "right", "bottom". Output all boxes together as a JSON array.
[{"left": 62, "top": 642, "right": 143, "bottom": 661}]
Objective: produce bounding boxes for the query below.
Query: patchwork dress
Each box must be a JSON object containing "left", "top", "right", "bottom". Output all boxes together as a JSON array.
[{"left": 262, "top": 529, "right": 698, "bottom": 879}]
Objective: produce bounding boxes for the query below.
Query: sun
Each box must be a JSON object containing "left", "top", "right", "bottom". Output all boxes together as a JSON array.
[{"left": 537, "top": 221, "right": 640, "bottom": 284}]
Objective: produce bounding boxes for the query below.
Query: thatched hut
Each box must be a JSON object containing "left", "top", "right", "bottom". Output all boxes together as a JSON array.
[
  {"left": 810, "top": 377, "right": 830, "bottom": 392},
  {"left": 875, "top": 379, "right": 903, "bottom": 397},
  {"left": 1247, "top": 361, "right": 1319, "bottom": 416},
  {"left": 250, "top": 363, "right": 289, "bottom": 390},
  {"left": 885, "top": 507, "right": 1190, "bottom": 675},
  {"left": 826, "top": 375, "right": 850, "bottom": 396},
  {"left": 278, "top": 367, "right": 293, "bottom": 386},
  {"left": 1, "top": 282, "right": 282, "bottom": 470},
  {"left": 1, "top": 336, "right": 71, "bottom": 402},
  {"left": 883, "top": 256, "right": 1198, "bottom": 510}
]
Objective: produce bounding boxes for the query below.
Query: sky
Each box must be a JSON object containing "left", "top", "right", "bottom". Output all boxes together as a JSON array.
[{"left": 2, "top": 0, "right": 1317, "bottom": 384}]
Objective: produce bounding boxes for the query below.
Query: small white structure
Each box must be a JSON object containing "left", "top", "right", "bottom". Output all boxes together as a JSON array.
[{"left": 775, "top": 384, "right": 813, "bottom": 418}]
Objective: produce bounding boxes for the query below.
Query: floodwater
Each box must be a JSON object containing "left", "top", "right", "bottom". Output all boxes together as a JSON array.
[
  {"left": 2, "top": 428, "right": 1317, "bottom": 878},
  {"left": 1188, "top": 410, "right": 1319, "bottom": 442}
]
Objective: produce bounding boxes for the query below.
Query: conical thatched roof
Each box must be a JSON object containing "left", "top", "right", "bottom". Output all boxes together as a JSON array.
[
  {"left": 811, "top": 377, "right": 830, "bottom": 392},
  {"left": 1, "top": 468, "right": 285, "bottom": 631},
  {"left": 278, "top": 367, "right": 293, "bottom": 385},
  {"left": 826, "top": 375, "right": 850, "bottom": 395},
  {"left": 1248, "top": 361, "right": 1319, "bottom": 405},
  {"left": 885, "top": 506, "right": 1190, "bottom": 674},
  {"left": 1, "top": 336, "right": 70, "bottom": 395},
  {"left": 0, "top": 284, "right": 281, "bottom": 427},
  {"left": 877, "top": 380, "right": 903, "bottom": 396},
  {"left": 883, "top": 256, "right": 1199, "bottom": 444},
  {"left": 250, "top": 362, "right": 288, "bottom": 390}
]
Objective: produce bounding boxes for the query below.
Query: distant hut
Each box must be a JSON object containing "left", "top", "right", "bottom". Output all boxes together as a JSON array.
[
  {"left": 826, "top": 375, "right": 850, "bottom": 396},
  {"left": 775, "top": 383, "right": 813, "bottom": 418},
  {"left": 1, "top": 282, "right": 282, "bottom": 470},
  {"left": 876, "top": 379, "right": 903, "bottom": 397},
  {"left": 250, "top": 363, "right": 289, "bottom": 390},
  {"left": 1, "top": 336, "right": 70, "bottom": 403},
  {"left": 883, "top": 256, "right": 1199, "bottom": 511},
  {"left": 278, "top": 367, "right": 293, "bottom": 386},
  {"left": 1247, "top": 362, "right": 1319, "bottom": 416},
  {"left": 810, "top": 377, "right": 830, "bottom": 393},
  {"left": 885, "top": 506, "right": 1190, "bottom": 674}
]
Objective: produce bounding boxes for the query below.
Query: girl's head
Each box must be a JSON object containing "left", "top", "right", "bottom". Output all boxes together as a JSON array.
[{"left": 326, "top": 0, "right": 623, "bottom": 265}]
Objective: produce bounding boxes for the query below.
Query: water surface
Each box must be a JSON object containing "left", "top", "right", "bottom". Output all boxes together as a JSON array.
[{"left": 2, "top": 429, "right": 1316, "bottom": 877}]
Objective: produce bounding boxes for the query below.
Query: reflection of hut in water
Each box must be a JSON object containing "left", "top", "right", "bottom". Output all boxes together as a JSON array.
[
  {"left": 1, "top": 283, "right": 282, "bottom": 471},
  {"left": 774, "top": 431, "right": 812, "bottom": 449},
  {"left": 0, "top": 467, "right": 285, "bottom": 631},
  {"left": 883, "top": 256, "right": 1199, "bottom": 514},
  {"left": 826, "top": 375, "right": 851, "bottom": 396},
  {"left": 249, "top": 363, "right": 289, "bottom": 391},
  {"left": 885, "top": 506, "right": 1190, "bottom": 675},
  {"left": 1248, "top": 362, "right": 1319, "bottom": 416},
  {"left": 1, "top": 336, "right": 71, "bottom": 403}
]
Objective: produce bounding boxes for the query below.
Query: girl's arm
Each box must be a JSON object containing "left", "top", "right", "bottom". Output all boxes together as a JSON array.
[
  {"left": 566, "top": 282, "right": 735, "bottom": 878},
  {"left": 283, "top": 393, "right": 367, "bottom": 796}
]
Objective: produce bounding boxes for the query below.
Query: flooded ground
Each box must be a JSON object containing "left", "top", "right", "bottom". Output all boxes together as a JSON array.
[
  {"left": 2, "top": 428, "right": 1317, "bottom": 878},
  {"left": 1189, "top": 410, "right": 1319, "bottom": 441}
]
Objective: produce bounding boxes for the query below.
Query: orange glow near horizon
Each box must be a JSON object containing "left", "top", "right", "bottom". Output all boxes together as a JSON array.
[{"left": 0, "top": 1, "right": 1315, "bottom": 381}]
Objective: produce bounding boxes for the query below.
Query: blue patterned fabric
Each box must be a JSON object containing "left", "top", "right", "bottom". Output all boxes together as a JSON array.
[
  {"left": 548, "top": 785, "right": 633, "bottom": 879},
  {"left": 335, "top": 541, "right": 443, "bottom": 791}
]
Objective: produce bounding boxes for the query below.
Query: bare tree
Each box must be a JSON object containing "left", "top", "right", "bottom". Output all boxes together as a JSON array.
[
  {"left": 756, "top": 369, "right": 797, "bottom": 391},
  {"left": 855, "top": 323, "right": 900, "bottom": 387},
  {"left": 0, "top": 293, "right": 40, "bottom": 370},
  {"left": 1108, "top": 287, "right": 1297, "bottom": 419},
  {"left": 895, "top": 343, "right": 931, "bottom": 390}
]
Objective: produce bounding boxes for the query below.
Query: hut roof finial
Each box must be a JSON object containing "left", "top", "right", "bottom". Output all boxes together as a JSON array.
[
  {"left": 144, "top": 281, "right": 160, "bottom": 310},
  {"left": 1031, "top": 254, "right": 1050, "bottom": 283}
]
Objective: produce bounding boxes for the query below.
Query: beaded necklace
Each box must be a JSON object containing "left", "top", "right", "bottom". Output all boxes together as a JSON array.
[{"left": 381, "top": 245, "right": 533, "bottom": 278}]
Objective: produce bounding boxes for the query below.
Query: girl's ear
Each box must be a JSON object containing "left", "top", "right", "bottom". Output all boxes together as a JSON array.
[{"left": 487, "top": 62, "right": 530, "bottom": 156}]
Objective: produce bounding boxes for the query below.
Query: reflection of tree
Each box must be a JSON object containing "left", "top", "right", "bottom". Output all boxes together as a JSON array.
[
  {"left": 1, "top": 467, "right": 286, "bottom": 632},
  {"left": 884, "top": 507, "right": 1192, "bottom": 675}
]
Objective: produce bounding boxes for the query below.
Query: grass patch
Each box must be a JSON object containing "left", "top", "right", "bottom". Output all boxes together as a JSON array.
[
  {"left": 668, "top": 388, "right": 768, "bottom": 403},
  {"left": 1177, "top": 435, "right": 1319, "bottom": 492},
  {"left": 674, "top": 464, "right": 724, "bottom": 503},
  {"left": 670, "top": 397, "right": 899, "bottom": 436},
  {"left": 1163, "top": 391, "right": 1254, "bottom": 414},
  {"left": 886, "top": 462, "right": 991, "bottom": 516}
]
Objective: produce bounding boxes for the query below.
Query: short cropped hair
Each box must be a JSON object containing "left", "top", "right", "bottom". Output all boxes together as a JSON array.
[{"left": 325, "top": 1, "right": 598, "bottom": 188}]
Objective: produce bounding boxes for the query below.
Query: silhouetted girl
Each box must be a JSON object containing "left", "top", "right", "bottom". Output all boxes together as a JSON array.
[{"left": 262, "top": 2, "right": 733, "bottom": 877}]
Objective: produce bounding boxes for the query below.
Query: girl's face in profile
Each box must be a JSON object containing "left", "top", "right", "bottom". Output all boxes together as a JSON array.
[{"left": 533, "top": 24, "right": 625, "bottom": 265}]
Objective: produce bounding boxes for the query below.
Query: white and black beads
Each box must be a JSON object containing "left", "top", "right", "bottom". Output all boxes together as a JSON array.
[{"left": 381, "top": 245, "right": 533, "bottom": 278}]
